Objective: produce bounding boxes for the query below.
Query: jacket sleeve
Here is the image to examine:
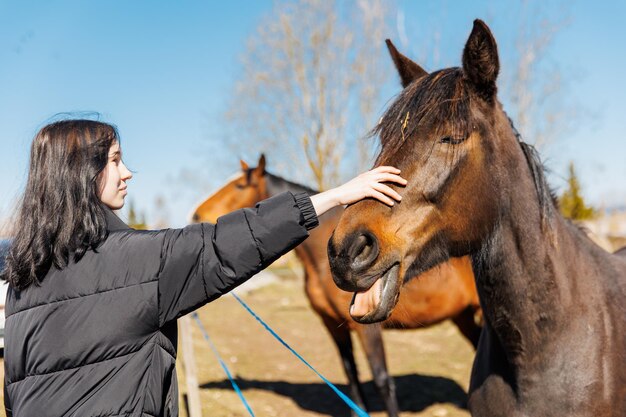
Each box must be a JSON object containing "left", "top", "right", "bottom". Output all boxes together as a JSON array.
[{"left": 157, "top": 191, "right": 318, "bottom": 326}]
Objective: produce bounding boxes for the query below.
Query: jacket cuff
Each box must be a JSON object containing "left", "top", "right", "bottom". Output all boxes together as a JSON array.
[{"left": 293, "top": 192, "right": 319, "bottom": 231}]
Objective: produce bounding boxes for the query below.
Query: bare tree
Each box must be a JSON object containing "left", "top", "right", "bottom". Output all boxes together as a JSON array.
[
  {"left": 501, "top": 0, "right": 576, "bottom": 149},
  {"left": 206, "top": 0, "right": 575, "bottom": 195},
  {"left": 223, "top": 0, "right": 393, "bottom": 191}
]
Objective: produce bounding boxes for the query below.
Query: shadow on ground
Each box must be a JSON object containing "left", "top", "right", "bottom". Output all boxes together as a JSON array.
[{"left": 201, "top": 373, "right": 467, "bottom": 416}]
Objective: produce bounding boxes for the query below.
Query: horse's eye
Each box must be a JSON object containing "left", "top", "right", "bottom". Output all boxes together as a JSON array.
[
  {"left": 440, "top": 136, "right": 465, "bottom": 145},
  {"left": 235, "top": 184, "right": 247, "bottom": 189}
]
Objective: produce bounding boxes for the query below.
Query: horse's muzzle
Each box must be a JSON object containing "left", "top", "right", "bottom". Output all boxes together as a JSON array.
[{"left": 328, "top": 230, "right": 380, "bottom": 291}]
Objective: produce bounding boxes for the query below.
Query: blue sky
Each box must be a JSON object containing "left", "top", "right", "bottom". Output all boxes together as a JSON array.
[{"left": 1, "top": 0, "right": 625, "bottom": 228}]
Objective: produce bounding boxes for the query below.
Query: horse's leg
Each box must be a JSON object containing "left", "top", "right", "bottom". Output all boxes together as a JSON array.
[
  {"left": 320, "top": 316, "right": 369, "bottom": 416},
  {"left": 354, "top": 324, "right": 399, "bottom": 417},
  {"left": 451, "top": 306, "right": 482, "bottom": 349}
]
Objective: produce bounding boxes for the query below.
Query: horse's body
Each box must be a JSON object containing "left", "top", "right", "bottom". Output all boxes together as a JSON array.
[
  {"left": 328, "top": 20, "right": 626, "bottom": 416},
  {"left": 191, "top": 156, "right": 481, "bottom": 417}
]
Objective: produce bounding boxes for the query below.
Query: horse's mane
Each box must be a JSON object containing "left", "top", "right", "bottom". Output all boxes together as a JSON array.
[
  {"left": 508, "top": 117, "right": 613, "bottom": 253},
  {"left": 504, "top": 109, "right": 559, "bottom": 233},
  {"left": 265, "top": 172, "right": 318, "bottom": 197}
]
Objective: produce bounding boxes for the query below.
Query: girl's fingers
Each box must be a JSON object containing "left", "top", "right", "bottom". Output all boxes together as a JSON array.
[
  {"left": 369, "top": 189, "right": 395, "bottom": 206},
  {"left": 375, "top": 173, "right": 408, "bottom": 185},
  {"left": 337, "top": 166, "right": 406, "bottom": 207},
  {"left": 373, "top": 183, "right": 402, "bottom": 201}
]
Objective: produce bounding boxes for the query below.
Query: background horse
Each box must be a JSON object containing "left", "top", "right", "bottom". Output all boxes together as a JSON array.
[
  {"left": 328, "top": 19, "right": 626, "bottom": 416},
  {"left": 191, "top": 154, "right": 481, "bottom": 417}
]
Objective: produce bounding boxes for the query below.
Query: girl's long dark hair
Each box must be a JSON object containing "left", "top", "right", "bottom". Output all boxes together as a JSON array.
[{"left": 2, "top": 119, "right": 119, "bottom": 290}]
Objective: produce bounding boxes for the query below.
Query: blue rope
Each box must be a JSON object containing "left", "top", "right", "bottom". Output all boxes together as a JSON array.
[
  {"left": 230, "top": 292, "right": 371, "bottom": 417},
  {"left": 191, "top": 312, "right": 256, "bottom": 417}
]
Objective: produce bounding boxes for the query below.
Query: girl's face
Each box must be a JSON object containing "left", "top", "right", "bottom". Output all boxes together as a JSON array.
[{"left": 98, "top": 141, "right": 132, "bottom": 210}]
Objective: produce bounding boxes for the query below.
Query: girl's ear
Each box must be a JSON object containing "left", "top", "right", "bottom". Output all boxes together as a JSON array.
[
  {"left": 386, "top": 39, "right": 428, "bottom": 88},
  {"left": 462, "top": 19, "right": 499, "bottom": 101}
]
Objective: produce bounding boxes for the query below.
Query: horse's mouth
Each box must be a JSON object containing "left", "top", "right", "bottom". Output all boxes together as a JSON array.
[{"left": 349, "top": 264, "right": 401, "bottom": 324}]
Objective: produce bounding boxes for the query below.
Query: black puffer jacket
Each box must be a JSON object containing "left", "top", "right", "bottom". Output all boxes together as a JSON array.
[{"left": 3, "top": 191, "right": 318, "bottom": 417}]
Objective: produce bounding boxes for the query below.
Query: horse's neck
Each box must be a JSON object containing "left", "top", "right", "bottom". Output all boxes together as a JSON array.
[{"left": 472, "top": 156, "right": 613, "bottom": 365}]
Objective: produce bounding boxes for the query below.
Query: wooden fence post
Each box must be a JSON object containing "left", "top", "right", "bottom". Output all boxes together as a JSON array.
[{"left": 180, "top": 315, "right": 202, "bottom": 417}]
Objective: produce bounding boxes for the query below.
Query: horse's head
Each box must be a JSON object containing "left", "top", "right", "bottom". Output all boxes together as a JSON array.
[
  {"left": 190, "top": 154, "right": 269, "bottom": 223},
  {"left": 329, "top": 20, "right": 521, "bottom": 323}
]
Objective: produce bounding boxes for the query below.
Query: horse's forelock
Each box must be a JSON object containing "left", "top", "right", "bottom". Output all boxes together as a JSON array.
[{"left": 374, "top": 68, "right": 471, "bottom": 165}]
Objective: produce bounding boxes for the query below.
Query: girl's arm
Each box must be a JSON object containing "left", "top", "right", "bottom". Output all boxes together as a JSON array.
[
  {"left": 157, "top": 166, "right": 406, "bottom": 325},
  {"left": 157, "top": 191, "right": 313, "bottom": 325}
]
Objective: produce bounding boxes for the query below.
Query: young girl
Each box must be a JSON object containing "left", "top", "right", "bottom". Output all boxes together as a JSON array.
[{"left": 2, "top": 119, "right": 406, "bottom": 417}]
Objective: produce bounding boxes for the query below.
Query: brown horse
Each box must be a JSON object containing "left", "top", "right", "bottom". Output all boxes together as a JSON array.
[
  {"left": 191, "top": 155, "right": 481, "bottom": 417},
  {"left": 328, "top": 19, "right": 626, "bottom": 416}
]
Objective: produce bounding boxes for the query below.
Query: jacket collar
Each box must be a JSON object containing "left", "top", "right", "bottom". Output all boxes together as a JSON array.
[{"left": 103, "top": 206, "right": 131, "bottom": 232}]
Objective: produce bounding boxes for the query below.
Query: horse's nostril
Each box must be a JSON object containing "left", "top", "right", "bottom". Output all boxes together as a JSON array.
[
  {"left": 349, "top": 232, "right": 379, "bottom": 271},
  {"left": 349, "top": 235, "right": 368, "bottom": 259},
  {"left": 357, "top": 243, "right": 373, "bottom": 263}
]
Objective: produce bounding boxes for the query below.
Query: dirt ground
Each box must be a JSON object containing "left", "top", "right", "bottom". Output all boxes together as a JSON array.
[
  {"left": 0, "top": 271, "right": 475, "bottom": 417},
  {"left": 182, "top": 273, "right": 475, "bottom": 417}
]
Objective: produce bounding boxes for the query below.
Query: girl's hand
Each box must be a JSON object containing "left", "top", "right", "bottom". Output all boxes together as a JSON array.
[
  {"left": 333, "top": 166, "right": 407, "bottom": 206},
  {"left": 309, "top": 166, "right": 407, "bottom": 217}
]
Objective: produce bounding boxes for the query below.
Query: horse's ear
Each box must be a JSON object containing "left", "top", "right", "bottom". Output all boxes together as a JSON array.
[
  {"left": 462, "top": 19, "right": 499, "bottom": 101},
  {"left": 386, "top": 39, "right": 428, "bottom": 88},
  {"left": 240, "top": 159, "right": 249, "bottom": 171},
  {"left": 257, "top": 154, "right": 266, "bottom": 173}
]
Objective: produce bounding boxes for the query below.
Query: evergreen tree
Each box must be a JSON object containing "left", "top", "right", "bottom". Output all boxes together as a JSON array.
[
  {"left": 126, "top": 199, "right": 148, "bottom": 230},
  {"left": 559, "top": 162, "right": 596, "bottom": 220}
]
